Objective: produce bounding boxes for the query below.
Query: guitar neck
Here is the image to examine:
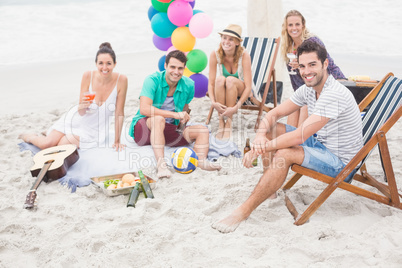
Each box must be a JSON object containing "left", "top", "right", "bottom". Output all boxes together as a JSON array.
[
  {"left": 31, "top": 160, "right": 54, "bottom": 190},
  {"left": 24, "top": 160, "right": 54, "bottom": 209}
]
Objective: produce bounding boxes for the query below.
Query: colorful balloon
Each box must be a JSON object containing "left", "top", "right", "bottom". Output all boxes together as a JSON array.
[
  {"left": 190, "top": 73, "right": 208, "bottom": 98},
  {"left": 151, "top": 0, "right": 173, "bottom": 12},
  {"left": 186, "top": 49, "right": 208, "bottom": 73},
  {"left": 192, "top": 9, "right": 203, "bottom": 15},
  {"left": 189, "top": 0, "right": 195, "bottom": 9},
  {"left": 189, "top": 13, "right": 213, "bottom": 39},
  {"left": 158, "top": 55, "right": 166, "bottom": 71},
  {"left": 151, "top": 12, "right": 177, "bottom": 38},
  {"left": 166, "top": 45, "right": 178, "bottom": 55},
  {"left": 183, "top": 68, "right": 194, "bottom": 77},
  {"left": 148, "top": 6, "right": 159, "bottom": 21},
  {"left": 153, "top": 35, "right": 172, "bottom": 51},
  {"left": 157, "top": 0, "right": 171, "bottom": 3},
  {"left": 167, "top": 0, "right": 193, "bottom": 27},
  {"left": 171, "top": 27, "right": 196, "bottom": 52}
]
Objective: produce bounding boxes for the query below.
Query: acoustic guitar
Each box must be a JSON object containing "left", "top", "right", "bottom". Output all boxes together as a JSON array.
[{"left": 24, "top": 144, "right": 79, "bottom": 209}]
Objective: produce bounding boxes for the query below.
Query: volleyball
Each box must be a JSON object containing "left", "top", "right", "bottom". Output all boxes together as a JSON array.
[{"left": 171, "top": 147, "right": 198, "bottom": 174}]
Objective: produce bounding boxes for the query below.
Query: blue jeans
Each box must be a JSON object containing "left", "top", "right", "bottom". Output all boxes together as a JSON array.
[{"left": 286, "top": 125, "right": 355, "bottom": 182}]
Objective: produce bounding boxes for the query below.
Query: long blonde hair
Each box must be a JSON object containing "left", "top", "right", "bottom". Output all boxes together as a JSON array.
[
  {"left": 280, "top": 10, "right": 312, "bottom": 61},
  {"left": 216, "top": 41, "right": 244, "bottom": 65}
]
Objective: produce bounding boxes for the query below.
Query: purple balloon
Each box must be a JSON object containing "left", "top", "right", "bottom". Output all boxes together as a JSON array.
[
  {"left": 190, "top": 73, "right": 208, "bottom": 98},
  {"left": 189, "top": 0, "right": 195, "bottom": 9},
  {"left": 153, "top": 35, "right": 173, "bottom": 51}
]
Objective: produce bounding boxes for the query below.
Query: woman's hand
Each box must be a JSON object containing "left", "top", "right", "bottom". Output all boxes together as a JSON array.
[
  {"left": 221, "top": 105, "right": 238, "bottom": 118},
  {"left": 78, "top": 100, "right": 91, "bottom": 115},
  {"left": 113, "top": 142, "right": 126, "bottom": 151},
  {"left": 212, "top": 102, "right": 227, "bottom": 114},
  {"left": 243, "top": 150, "right": 258, "bottom": 168},
  {"left": 288, "top": 59, "right": 299, "bottom": 71}
]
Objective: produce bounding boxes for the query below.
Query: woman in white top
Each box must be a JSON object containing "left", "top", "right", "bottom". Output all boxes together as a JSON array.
[
  {"left": 19, "top": 42, "right": 128, "bottom": 151},
  {"left": 208, "top": 24, "right": 252, "bottom": 140}
]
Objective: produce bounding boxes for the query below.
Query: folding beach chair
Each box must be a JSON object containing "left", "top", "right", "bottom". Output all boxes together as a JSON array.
[
  {"left": 283, "top": 72, "right": 402, "bottom": 225},
  {"left": 205, "top": 37, "right": 281, "bottom": 130}
]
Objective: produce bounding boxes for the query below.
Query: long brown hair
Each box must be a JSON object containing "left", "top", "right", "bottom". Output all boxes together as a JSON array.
[
  {"left": 280, "top": 10, "right": 312, "bottom": 61},
  {"left": 216, "top": 40, "right": 244, "bottom": 65}
]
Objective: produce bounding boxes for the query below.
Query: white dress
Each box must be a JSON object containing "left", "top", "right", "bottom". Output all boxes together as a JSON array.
[{"left": 48, "top": 72, "right": 120, "bottom": 149}]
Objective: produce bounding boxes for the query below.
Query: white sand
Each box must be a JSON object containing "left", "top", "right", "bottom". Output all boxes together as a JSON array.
[{"left": 1, "top": 48, "right": 402, "bottom": 267}]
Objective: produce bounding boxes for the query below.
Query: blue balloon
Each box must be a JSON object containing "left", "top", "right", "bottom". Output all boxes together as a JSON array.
[
  {"left": 148, "top": 6, "right": 159, "bottom": 21},
  {"left": 158, "top": 55, "right": 166, "bottom": 71},
  {"left": 192, "top": 9, "right": 203, "bottom": 15},
  {"left": 151, "top": 12, "right": 177, "bottom": 38}
]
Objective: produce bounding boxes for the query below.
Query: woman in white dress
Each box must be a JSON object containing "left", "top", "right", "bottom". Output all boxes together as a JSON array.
[{"left": 19, "top": 42, "right": 128, "bottom": 151}]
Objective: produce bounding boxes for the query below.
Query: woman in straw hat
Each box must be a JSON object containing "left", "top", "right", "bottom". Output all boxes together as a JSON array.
[
  {"left": 208, "top": 24, "right": 252, "bottom": 140},
  {"left": 281, "top": 10, "right": 345, "bottom": 127}
]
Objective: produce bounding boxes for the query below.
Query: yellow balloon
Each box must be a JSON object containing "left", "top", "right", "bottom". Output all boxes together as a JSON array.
[
  {"left": 183, "top": 68, "right": 194, "bottom": 77},
  {"left": 171, "top": 27, "right": 196, "bottom": 52}
]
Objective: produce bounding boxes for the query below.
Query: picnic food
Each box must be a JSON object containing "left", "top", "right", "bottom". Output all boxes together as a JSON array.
[
  {"left": 122, "top": 173, "right": 136, "bottom": 184},
  {"left": 103, "top": 174, "right": 142, "bottom": 189}
]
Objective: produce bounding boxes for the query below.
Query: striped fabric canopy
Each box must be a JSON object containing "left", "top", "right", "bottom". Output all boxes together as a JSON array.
[
  {"left": 242, "top": 37, "right": 276, "bottom": 102},
  {"left": 361, "top": 75, "right": 402, "bottom": 164}
]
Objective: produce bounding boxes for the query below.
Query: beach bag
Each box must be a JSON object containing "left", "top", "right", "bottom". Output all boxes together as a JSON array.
[{"left": 258, "top": 81, "right": 283, "bottom": 104}]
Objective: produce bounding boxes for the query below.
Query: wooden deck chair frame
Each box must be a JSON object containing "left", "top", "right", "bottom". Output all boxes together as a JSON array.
[
  {"left": 282, "top": 72, "right": 402, "bottom": 225},
  {"left": 205, "top": 37, "right": 281, "bottom": 131}
]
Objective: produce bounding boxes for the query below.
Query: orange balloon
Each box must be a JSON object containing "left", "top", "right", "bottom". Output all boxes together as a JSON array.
[{"left": 171, "top": 27, "right": 196, "bottom": 52}]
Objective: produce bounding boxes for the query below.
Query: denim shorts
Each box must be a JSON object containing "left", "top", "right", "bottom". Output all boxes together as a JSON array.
[{"left": 286, "top": 125, "right": 354, "bottom": 182}]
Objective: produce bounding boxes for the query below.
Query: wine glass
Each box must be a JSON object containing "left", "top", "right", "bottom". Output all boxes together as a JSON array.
[
  {"left": 83, "top": 91, "right": 97, "bottom": 113},
  {"left": 286, "top": 53, "right": 297, "bottom": 75}
]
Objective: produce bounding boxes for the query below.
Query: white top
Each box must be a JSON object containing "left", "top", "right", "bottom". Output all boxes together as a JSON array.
[
  {"left": 290, "top": 75, "right": 363, "bottom": 164},
  {"left": 48, "top": 72, "right": 120, "bottom": 149},
  {"left": 215, "top": 49, "right": 244, "bottom": 81}
]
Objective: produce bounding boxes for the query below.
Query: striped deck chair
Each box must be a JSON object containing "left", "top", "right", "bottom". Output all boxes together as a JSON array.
[
  {"left": 282, "top": 72, "right": 402, "bottom": 225},
  {"left": 205, "top": 37, "right": 281, "bottom": 130}
]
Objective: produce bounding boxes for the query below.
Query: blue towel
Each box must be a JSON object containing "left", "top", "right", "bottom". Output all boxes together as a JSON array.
[
  {"left": 207, "top": 136, "right": 241, "bottom": 162},
  {"left": 18, "top": 130, "right": 241, "bottom": 192}
]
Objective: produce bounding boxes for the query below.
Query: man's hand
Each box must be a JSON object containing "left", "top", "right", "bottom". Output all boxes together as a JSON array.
[
  {"left": 175, "top": 111, "right": 190, "bottom": 123},
  {"left": 243, "top": 150, "right": 258, "bottom": 168},
  {"left": 251, "top": 135, "right": 270, "bottom": 155}
]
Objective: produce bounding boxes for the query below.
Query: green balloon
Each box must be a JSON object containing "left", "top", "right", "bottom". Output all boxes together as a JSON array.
[
  {"left": 151, "top": 0, "right": 173, "bottom": 13},
  {"left": 187, "top": 49, "right": 208, "bottom": 73}
]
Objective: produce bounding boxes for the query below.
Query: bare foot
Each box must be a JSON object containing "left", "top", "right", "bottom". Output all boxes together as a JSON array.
[
  {"left": 268, "top": 192, "right": 277, "bottom": 199},
  {"left": 212, "top": 208, "right": 248, "bottom": 233},
  {"left": 156, "top": 162, "right": 172, "bottom": 179},
  {"left": 198, "top": 159, "right": 221, "bottom": 171},
  {"left": 18, "top": 133, "right": 37, "bottom": 143}
]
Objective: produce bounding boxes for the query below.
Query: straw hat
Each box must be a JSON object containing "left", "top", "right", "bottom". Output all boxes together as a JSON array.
[{"left": 218, "top": 24, "right": 243, "bottom": 41}]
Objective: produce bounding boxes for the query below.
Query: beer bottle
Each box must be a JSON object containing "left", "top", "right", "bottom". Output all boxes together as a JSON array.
[
  {"left": 127, "top": 182, "right": 141, "bottom": 207},
  {"left": 244, "top": 138, "right": 257, "bottom": 167},
  {"left": 138, "top": 170, "right": 154, "bottom": 199}
]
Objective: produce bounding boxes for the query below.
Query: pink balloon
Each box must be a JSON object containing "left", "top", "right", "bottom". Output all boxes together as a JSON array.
[
  {"left": 166, "top": 45, "right": 178, "bottom": 55},
  {"left": 167, "top": 0, "right": 193, "bottom": 27},
  {"left": 165, "top": 46, "right": 190, "bottom": 56},
  {"left": 189, "top": 12, "right": 213, "bottom": 39}
]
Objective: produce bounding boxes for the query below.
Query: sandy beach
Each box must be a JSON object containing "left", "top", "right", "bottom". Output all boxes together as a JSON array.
[
  {"left": 1, "top": 1, "right": 402, "bottom": 267},
  {"left": 1, "top": 49, "right": 402, "bottom": 267}
]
